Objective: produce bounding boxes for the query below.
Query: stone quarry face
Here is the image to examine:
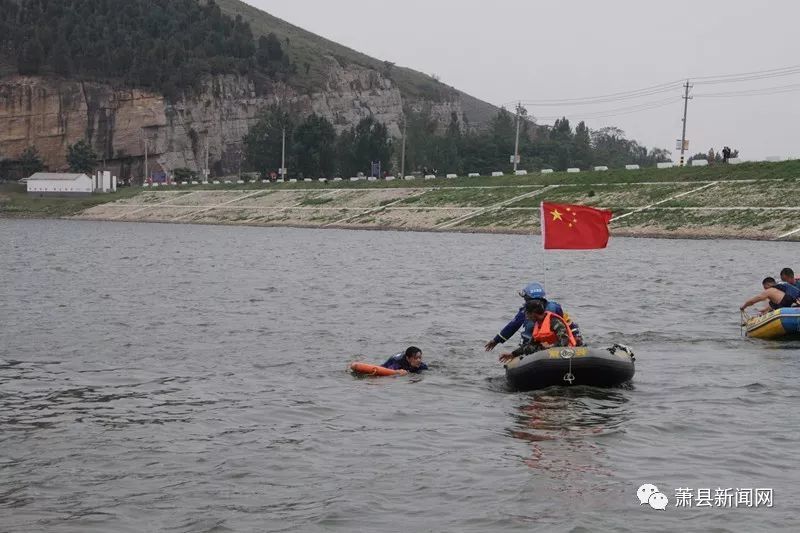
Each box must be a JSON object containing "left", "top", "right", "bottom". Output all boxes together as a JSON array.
[{"left": 0, "top": 62, "right": 467, "bottom": 178}]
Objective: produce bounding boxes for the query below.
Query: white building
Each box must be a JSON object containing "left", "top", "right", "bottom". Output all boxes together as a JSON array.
[{"left": 26, "top": 173, "right": 93, "bottom": 197}]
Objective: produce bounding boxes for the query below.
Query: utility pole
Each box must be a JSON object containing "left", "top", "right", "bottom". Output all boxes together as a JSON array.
[
  {"left": 513, "top": 102, "right": 521, "bottom": 173},
  {"left": 679, "top": 80, "right": 692, "bottom": 167},
  {"left": 281, "top": 126, "right": 286, "bottom": 179},
  {"left": 237, "top": 144, "right": 242, "bottom": 181},
  {"left": 279, "top": 85, "right": 288, "bottom": 180},
  {"left": 205, "top": 133, "right": 210, "bottom": 181},
  {"left": 100, "top": 106, "right": 110, "bottom": 171},
  {"left": 400, "top": 115, "right": 407, "bottom": 179}
]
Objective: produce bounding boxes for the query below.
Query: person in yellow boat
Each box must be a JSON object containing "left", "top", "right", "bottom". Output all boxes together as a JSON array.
[
  {"left": 780, "top": 267, "right": 800, "bottom": 291},
  {"left": 740, "top": 277, "right": 800, "bottom": 314},
  {"left": 499, "top": 300, "right": 577, "bottom": 363}
]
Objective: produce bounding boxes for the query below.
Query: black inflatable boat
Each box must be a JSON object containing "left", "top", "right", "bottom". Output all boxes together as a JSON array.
[{"left": 505, "top": 344, "right": 635, "bottom": 391}]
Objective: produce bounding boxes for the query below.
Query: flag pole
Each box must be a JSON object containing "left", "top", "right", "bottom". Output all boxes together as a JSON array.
[
  {"left": 540, "top": 201, "right": 546, "bottom": 290},
  {"left": 542, "top": 247, "right": 546, "bottom": 290}
]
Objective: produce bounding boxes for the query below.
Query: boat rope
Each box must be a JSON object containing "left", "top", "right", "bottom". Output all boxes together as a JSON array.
[
  {"left": 560, "top": 348, "right": 576, "bottom": 384},
  {"left": 740, "top": 309, "right": 752, "bottom": 336}
]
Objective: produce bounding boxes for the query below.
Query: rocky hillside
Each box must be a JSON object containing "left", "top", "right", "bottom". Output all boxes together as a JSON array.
[
  {"left": 214, "top": 0, "right": 498, "bottom": 124},
  {"left": 0, "top": 0, "right": 497, "bottom": 179}
]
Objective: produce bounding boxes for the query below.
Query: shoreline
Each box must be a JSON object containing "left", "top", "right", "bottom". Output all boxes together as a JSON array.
[
  {"left": 2, "top": 213, "right": 788, "bottom": 243},
  {"left": 3, "top": 163, "right": 799, "bottom": 241}
]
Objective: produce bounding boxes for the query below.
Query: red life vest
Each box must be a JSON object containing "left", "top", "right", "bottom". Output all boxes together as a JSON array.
[{"left": 532, "top": 311, "right": 578, "bottom": 347}]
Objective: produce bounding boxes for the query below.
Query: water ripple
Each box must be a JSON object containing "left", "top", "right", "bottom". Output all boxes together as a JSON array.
[{"left": 1, "top": 220, "right": 798, "bottom": 532}]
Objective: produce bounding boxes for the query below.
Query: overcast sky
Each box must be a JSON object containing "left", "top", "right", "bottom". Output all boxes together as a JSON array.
[{"left": 245, "top": 0, "right": 799, "bottom": 160}]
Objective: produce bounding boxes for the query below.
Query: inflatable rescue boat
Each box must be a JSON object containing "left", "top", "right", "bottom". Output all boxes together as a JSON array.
[
  {"left": 744, "top": 308, "right": 800, "bottom": 340},
  {"left": 504, "top": 344, "right": 635, "bottom": 391}
]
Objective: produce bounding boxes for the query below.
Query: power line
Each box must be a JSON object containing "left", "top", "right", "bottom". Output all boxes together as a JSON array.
[
  {"left": 469, "top": 63, "right": 800, "bottom": 131},
  {"left": 504, "top": 63, "right": 800, "bottom": 108},
  {"left": 481, "top": 81, "right": 794, "bottom": 126},
  {"left": 522, "top": 86, "right": 682, "bottom": 106},
  {"left": 691, "top": 64, "right": 800, "bottom": 83},
  {"left": 693, "top": 68, "right": 800, "bottom": 86},
  {"left": 533, "top": 97, "right": 682, "bottom": 121},
  {"left": 504, "top": 81, "right": 683, "bottom": 107},
  {"left": 466, "top": 97, "right": 681, "bottom": 127},
  {"left": 694, "top": 82, "right": 800, "bottom": 98}
]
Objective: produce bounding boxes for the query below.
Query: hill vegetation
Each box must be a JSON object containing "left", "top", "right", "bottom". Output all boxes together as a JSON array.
[
  {"left": 0, "top": 0, "right": 467, "bottom": 104},
  {"left": 0, "top": 0, "right": 684, "bottom": 178},
  {"left": 243, "top": 106, "right": 674, "bottom": 178},
  {"left": 0, "top": 0, "right": 292, "bottom": 98},
  {"left": 213, "top": 0, "right": 460, "bottom": 103}
]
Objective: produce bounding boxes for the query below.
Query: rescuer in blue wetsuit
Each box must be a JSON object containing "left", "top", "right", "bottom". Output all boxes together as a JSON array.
[
  {"left": 780, "top": 267, "right": 800, "bottom": 292},
  {"left": 381, "top": 346, "right": 428, "bottom": 374},
  {"left": 741, "top": 277, "right": 800, "bottom": 314},
  {"left": 484, "top": 282, "right": 583, "bottom": 351}
]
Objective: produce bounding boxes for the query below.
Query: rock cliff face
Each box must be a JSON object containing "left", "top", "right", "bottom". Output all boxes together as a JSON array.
[{"left": 0, "top": 61, "right": 469, "bottom": 179}]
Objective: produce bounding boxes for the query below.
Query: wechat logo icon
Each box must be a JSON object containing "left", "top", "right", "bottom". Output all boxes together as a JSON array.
[{"left": 637, "top": 483, "right": 668, "bottom": 510}]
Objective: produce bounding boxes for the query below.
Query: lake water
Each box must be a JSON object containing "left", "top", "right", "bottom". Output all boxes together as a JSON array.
[{"left": 1, "top": 219, "right": 798, "bottom": 532}]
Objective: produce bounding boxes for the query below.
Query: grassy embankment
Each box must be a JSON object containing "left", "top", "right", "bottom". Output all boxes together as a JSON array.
[
  {"left": 4, "top": 161, "right": 799, "bottom": 240},
  {"left": 0, "top": 183, "right": 142, "bottom": 218}
]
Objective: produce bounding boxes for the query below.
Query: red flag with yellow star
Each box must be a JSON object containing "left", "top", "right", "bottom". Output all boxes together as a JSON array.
[{"left": 541, "top": 202, "right": 613, "bottom": 249}]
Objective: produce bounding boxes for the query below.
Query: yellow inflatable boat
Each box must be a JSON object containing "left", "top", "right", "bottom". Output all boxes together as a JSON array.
[{"left": 745, "top": 308, "right": 800, "bottom": 340}]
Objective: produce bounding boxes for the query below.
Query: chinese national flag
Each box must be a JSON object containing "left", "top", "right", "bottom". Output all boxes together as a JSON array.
[{"left": 541, "top": 202, "right": 613, "bottom": 249}]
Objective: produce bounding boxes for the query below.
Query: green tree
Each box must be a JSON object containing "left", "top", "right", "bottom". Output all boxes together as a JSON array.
[
  {"left": 17, "top": 37, "right": 44, "bottom": 75},
  {"left": 441, "top": 112, "right": 462, "bottom": 173},
  {"left": 335, "top": 128, "right": 355, "bottom": 177},
  {"left": 49, "top": 35, "right": 73, "bottom": 77},
  {"left": 647, "top": 147, "right": 672, "bottom": 164},
  {"left": 66, "top": 140, "right": 97, "bottom": 174},
  {"left": 460, "top": 132, "right": 497, "bottom": 174},
  {"left": 243, "top": 106, "right": 294, "bottom": 176},
  {"left": 256, "top": 33, "right": 284, "bottom": 69},
  {"left": 591, "top": 127, "right": 630, "bottom": 168},
  {"left": 292, "top": 114, "right": 337, "bottom": 177},
  {"left": 338, "top": 116, "right": 392, "bottom": 177},
  {"left": 403, "top": 106, "right": 439, "bottom": 173},
  {"left": 549, "top": 117, "right": 573, "bottom": 142},
  {"left": 19, "top": 146, "right": 45, "bottom": 176},
  {"left": 173, "top": 167, "right": 196, "bottom": 181},
  {"left": 0, "top": 0, "right": 294, "bottom": 98},
  {"left": 546, "top": 117, "right": 573, "bottom": 170},
  {"left": 489, "top": 107, "right": 515, "bottom": 162},
  {"left": 573, "top": 121, "right": 592, "bottom": 169}
]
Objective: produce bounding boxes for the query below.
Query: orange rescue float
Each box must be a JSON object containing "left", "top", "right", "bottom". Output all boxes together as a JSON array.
[{"left": 350, "top": 362, "right": 402, "bottom": 376}]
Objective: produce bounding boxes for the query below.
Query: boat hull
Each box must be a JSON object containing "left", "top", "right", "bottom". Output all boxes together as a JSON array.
[
  {"left": 745, "top": 308, "right": 800, "bottom": 340},
  {"left": 505, "top": 345, "right": 635, "bottom": 391}
]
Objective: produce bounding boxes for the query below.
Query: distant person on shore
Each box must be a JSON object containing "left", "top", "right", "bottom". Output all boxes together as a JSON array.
[
  {"left": 381, "top": 346, "right": 428, "bottom": 375},
  {"left": 780, "top": 267, "right": 800, "bottom": 291},
  {"left": 740, "top": 277, "right": 800, "bottom": 314},
  {"left": 485, "top": 282, "right": 582, "bottom": 352},
  {"left": 499, "top": 300, "right": 578, "bottom": 363}
]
